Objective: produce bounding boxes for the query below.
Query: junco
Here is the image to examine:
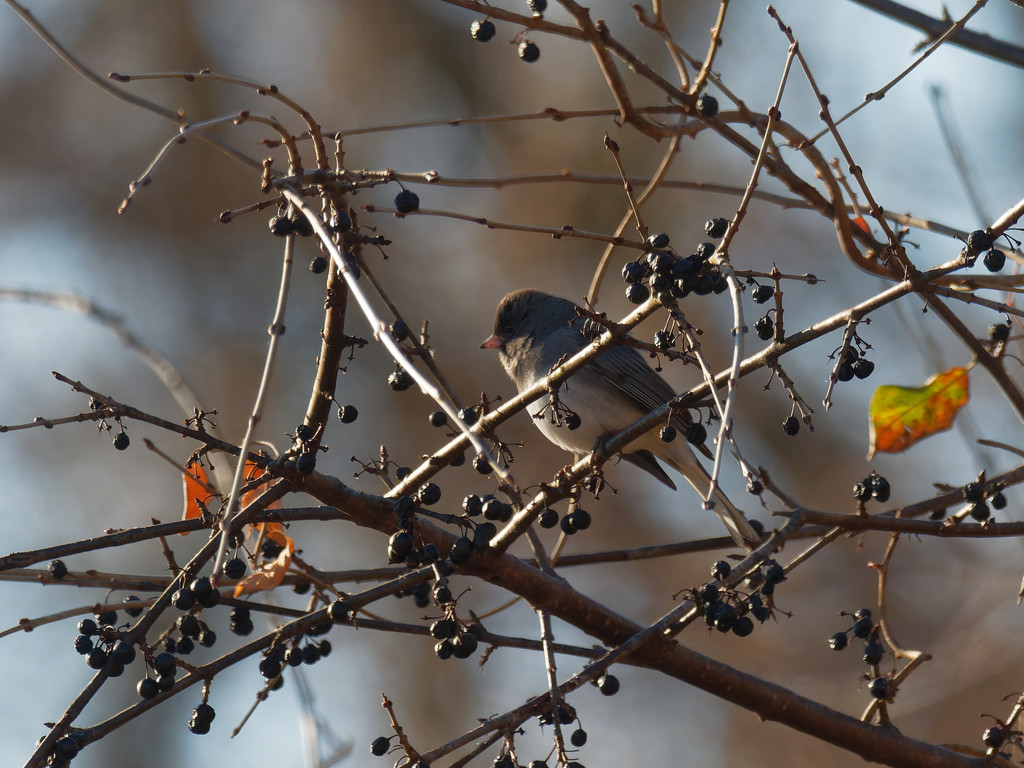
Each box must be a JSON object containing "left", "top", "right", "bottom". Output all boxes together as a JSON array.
[{"left": 481, "top": 288, "right": 757, "bottom": 547}]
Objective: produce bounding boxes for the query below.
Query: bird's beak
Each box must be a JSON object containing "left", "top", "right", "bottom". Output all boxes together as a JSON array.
[{"left": 480, "top": 334, "right": 503, "bottom": 350}]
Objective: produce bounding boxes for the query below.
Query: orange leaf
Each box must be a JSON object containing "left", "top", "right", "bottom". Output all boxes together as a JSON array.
[
  {"left": 256, "top": 521, "right": 288, "bottom": 547},
  {"left": 233, "top": 536, "right": 294, "bottom": 597},
  {"left": 868, "top": 367, "right": 970, "bottom": 459},
  {"left": 180, "top": 463, "right": 215, "bottom": 535},
  {"left": 242, "top": 460, "right": 281, "bottom": 510},
  {"left": 852, "top": 215, "right": 871, "bottom": 234}
]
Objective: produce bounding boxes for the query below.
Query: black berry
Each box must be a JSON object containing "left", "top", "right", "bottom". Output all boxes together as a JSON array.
[
  {"left": 295, "top": 452, "right": 317, "bottom": 474},
  {"left": 122, "top": 595, "right": 143, "bottom": 618},
  {"left": 52, "top": 737, "right": 80, "bottom": 761},
  {"left": 518, "top": 40, "right": 540, "bottom": 62},
  {"left": 625, "top": 282, "right": 650, "bottom": 304},
  {"left": 449, "top": 536, "right": 474, "bottom": 565},
  {"left": 388, "top": 367, "right": 414, "bottom": 391},
  {"left": 646, "top": 232, "right": 670, "bottom": 249},
  {"left": 966, "top": 229, "right": 993, "bottom": 255},
  {"left": 621, "top": 260, "right": 646, "bottom": 284},
  {"left": 451, "top": 631, "right": 479, "bottom": 659},
  {"left": 696, "top": 94, "right": 719, "bottom": 117},
  {"left": 470, "top": 19, "right": 496, "bottom": 41},
  {"left": 473, "top": 522, "right": 497, "bottom": 551},
  {"left": 171, "top": 588, "right": 196, "bottom": 611},
  {"left": 969, "top": 501, "right": 990, "bottom": 521},
  {"left": 983, "top": 726, "right": 1005, "bottom": 749},
  {"left": 732, "top": 615, "right": 755, "bottom": 637},
  {"left": 851, "top": 617, "right": 873, "bottom": 639},
  {"left": 113, "top": 432, "right": 130, "bottom": 451},
  {"left": 853, "top": 359, "right": 875, "bottom": 379},
  {"left": 418, "top": 482, "right": 441, "bottom": 506},
  {"left": 705, "top": 218, "right": 729, "bottom": 239},
  {"left": 863, "top": 641, "right": 884, "bottom": 665},
  {"left": 339, "top": 405, "right": 359, "bottom": 423},
  {"left": 567, "top": 508, "right": 591, "bottom": 531},
  {"left": 137, "top": 677, "right": 160, "bottom": 700},
  {"left": 290, "top": 214, "right": 314, "bottom": 237},
  {"left": 782, "top": 416, "right": 800, "bottom": 436},
  {"left": 394, "top": 190, "right": 420, "bottom": 214},
  {"left": 989, "top": 322, "right": 1010, "bottom": 344},
  {"left": 78, "top": 618, "right": 98, "bottom": 636},
  {"left": 870, "top": 474, "right": 890, "bottom": 502},
  {"left": 983, "top": 249, "right": 1006, "bottom": 272},
  {"left": 331, "top": 211, "right": 352, "bottom": 232},
  {"left": 371, "top": 736, "right": 391, "bottom": 756},
  {"left": 755, "top": 315, "right": 774, "bottom": 341},
  {"left": 49, "top": 559, "right": 68, "bottom": 579},
  {"left": 269, "top": 215, "right": 294, "bottom": 237},
  {"left": 223, "top": 557, "right": 247, "bottom": 580},
  {"left": 597, "top": 673, "right": 620, "bottom": 695},
  {"left": 868, "top": 676, "right": 890, "bottom": 700},
  {"left": 685, "top": 422, "right": 707, "bottom": 446}
]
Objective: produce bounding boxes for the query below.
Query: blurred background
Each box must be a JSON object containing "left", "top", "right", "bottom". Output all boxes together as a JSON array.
[{"left": 1, "top": 1, "right": 1023, "bottom": 766}]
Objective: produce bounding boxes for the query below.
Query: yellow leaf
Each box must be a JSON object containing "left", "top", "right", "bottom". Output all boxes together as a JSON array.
[
  {"left": 233, "top": 536, "right": 295, "bottom": 597},
  {"left": 868, "top": 366, "right": 970, "bottom": 459}
]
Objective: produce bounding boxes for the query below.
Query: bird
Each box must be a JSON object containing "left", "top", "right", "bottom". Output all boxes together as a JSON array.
[{"left": 481, "top": 288, "right": 758, "bottom": 547}]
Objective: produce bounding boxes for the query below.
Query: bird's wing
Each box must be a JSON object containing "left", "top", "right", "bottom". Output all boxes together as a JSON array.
[{"left": 588, "top": 343, "right": 713, "bottom": 459}]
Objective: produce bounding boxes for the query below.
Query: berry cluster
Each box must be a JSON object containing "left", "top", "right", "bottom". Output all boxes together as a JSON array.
[
  {"left": 387, "top": 496, "right": 490, "bottom": 661},
  {"left": 962, "top": 229, "right": 1008, "bottom": 273},
  {"left": 853, "top": 471, "right": 890, "bottom": 504},
  {"left": 468, "top": 2, "right": 546, "bottom": 62},
  {"left": 930, "top": 479, "right": 1008, "bottom": 522},
  {"left": 657, "top": 416, "right": 708, "bottom": 447},
  {"left": 621, "top": 232, "right": 731, "bottom": 306},
  {"left": 979, "top": 715, "right": 1023, "bottom": 757},
  {"left": 387, "top": 494, "right": 479, "bottom": 568},
  {"left": 827, "top": 608, "right": 892, "bottom": 701},
  {"left": 831, "top": 344, "right": 875, "bottom": 382},
  {"left": 73, "top": 611, "right": 136, "bottom": 676},
  {"left": 47, "top": 733, "right": 84, "bottom": 767},
  {"left": 187, "top": 703, "right": 216, "bottom": 735},
  {"left": 257, "top": 631, "right": 333, "bottom": 686},
  {"left": 268, "top": 211, "right": 314, "bottom": 238},
  {"left": 692, "top": 559, "right": 781, "bottom": 639},
  {"left": 430, "top": 616, "right": 481, "bottom": 661}
]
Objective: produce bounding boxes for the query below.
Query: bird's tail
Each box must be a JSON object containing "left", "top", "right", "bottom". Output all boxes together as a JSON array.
[{"left": 671, "top": 455, "right": 760, "bottom": 547}]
